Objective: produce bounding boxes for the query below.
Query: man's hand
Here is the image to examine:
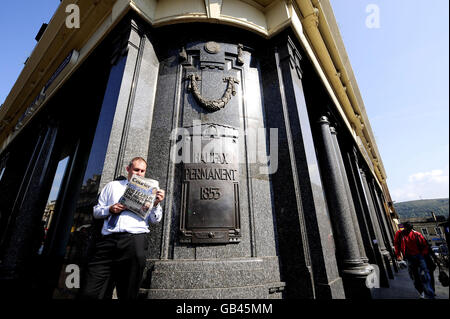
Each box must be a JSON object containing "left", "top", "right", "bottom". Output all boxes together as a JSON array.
[
  {"left": 109, "top": 203, "right": 126, "bottom": 214},
  {"left": 154, "top": 189, "right": 165, "bottom": 206}
]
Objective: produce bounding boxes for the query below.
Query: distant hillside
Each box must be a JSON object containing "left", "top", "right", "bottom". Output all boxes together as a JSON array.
[{"left": 394, "top": 198, "right": 449, "bottom": 220}]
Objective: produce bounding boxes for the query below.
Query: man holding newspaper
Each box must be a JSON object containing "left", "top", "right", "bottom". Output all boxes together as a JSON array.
[{"left": 80, "top": 156, "right": 165, "bottom": 299}]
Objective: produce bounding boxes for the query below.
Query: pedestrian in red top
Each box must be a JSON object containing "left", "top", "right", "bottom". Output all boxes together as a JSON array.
[{"left": 394, "top": 222, "right": 435, "bottom": 299}]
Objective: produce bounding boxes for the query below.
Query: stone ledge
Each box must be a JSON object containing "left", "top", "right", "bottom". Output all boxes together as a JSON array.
[{"left": 141, "top": 282, "right": 285, "bottom": 299}]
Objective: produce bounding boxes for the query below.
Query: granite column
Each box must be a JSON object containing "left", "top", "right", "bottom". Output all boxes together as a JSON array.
[
  {"left": 317, "top": 116, "right": 374, "bottom": 298},
  {"left": 360, "top": 169, "right": 394, "bottom": 280},
  {"left": 330, "top": 127, "right": 369, "bottom": 265}
]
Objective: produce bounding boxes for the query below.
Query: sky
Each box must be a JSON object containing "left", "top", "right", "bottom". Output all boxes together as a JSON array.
[
  {"left": 0, "top": 1, "right": 448, "bottom": 203},
  {"left": 329, "top": 0, "right": 449, "bottom": 203}
]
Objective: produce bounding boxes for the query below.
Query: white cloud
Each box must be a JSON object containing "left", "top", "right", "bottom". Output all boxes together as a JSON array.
[
  {"left": 392, "top": 167, "right": 449, "bottom": 202},
  {"left": 408, "top": 169, "right": 447, "bottom": 183}
]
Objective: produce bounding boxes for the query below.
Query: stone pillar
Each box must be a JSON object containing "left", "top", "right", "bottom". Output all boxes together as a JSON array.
[
  {"left": 330, "top": 127, "right": 369, "bottom": 264},
  {"left": 267, "top": 37, "right": 344, "bottom": 299},
  {"left": 360, "top": 169, "right": 394, "bottom": 280},
  {"left": 99, "top": 19, "right": 160, "bottom": 188},
  {"left": 378, "top": 191, "right": 397, "bottom": 240},
  {"left": 317, "top": 116, "right": 374, "bottom": 298},
  {"left": 344, "top": 150, "right": 391, "bottom": 287},
  {"left": 372, "top": 185, "right": 394, "bottom": 245},
  {"left": 371, "top": 182, "right": 398, "bottom": 272},
  {"left": 378, "top": 191, "right": 399, "bottom": 265}
]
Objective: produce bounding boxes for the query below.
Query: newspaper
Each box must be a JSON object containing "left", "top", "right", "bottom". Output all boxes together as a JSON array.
[{"left": 119, "top": 174, "right": 159, "bottom": 219}]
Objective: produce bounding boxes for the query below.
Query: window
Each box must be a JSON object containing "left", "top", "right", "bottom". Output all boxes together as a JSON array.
[
  {"left": 51, "top": 53, "right": 128, "bottom": 299},
  {"left": 36, "top": 157, "right": 70, "bottom": 255},
  {"left": 435, "top": 227, "right": 442, "bottom": 235},
  {"left": 421, "top": 228, "right": 429, "bottom": 235},
  {"left": 0, "top": 154, "right": 7, "bottom": 182}
]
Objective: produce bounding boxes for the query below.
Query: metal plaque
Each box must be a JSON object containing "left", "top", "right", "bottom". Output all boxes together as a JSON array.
[{"left": 180, "top": 123, "right": 241, "bottom": 244}]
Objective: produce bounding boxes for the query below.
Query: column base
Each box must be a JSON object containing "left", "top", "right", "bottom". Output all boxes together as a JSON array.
[
  {"left": 341, "top": 263, "right": 377, "bottom": 299},
  {"left": 142, "top": 257, "right": 286, "bottom": 299},
  {"left": 372, "top": 244, "right": 390, "bottom": 287}
]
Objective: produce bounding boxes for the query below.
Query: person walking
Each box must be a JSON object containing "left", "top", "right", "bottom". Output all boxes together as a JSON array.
[
  {"left": 80, "top": 157, "right": 165, "bottom": 299},
  {"left": 394, "top": 222, "right": 435, "bottom": 299}
]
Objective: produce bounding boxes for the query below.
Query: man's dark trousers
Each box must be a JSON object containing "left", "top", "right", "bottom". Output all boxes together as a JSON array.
[{"left": 80, "top": 232, "right": 148, "bottom": 299}]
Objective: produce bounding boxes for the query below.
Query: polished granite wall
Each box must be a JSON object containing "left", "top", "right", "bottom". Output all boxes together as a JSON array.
[{"left": 98, "top": 21, "right": 346, "bottom": 299}]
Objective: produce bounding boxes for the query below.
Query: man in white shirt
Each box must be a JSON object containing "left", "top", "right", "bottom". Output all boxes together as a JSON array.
[{"left": 80, "top": 157, "right": 165, "bottom": 299}]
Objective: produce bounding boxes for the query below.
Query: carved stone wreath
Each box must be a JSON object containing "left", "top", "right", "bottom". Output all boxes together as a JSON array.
[{"left": 187, "top": 73, "right": 239, "bottom": 112}]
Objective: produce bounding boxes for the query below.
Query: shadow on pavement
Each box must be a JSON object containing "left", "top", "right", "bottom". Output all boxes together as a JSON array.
[{"left": 371, "top": 267, "right": 449, "bottom": 299}]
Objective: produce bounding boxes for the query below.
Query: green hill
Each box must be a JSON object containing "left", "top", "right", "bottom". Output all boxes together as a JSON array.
[{"left": 394, "top": 198, "right": 449, "bottom": 220}]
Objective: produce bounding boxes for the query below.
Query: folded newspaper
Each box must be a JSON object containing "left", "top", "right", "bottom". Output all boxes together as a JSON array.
[{"left": 119, "top": 174, "right": 159, "bottom": 219}]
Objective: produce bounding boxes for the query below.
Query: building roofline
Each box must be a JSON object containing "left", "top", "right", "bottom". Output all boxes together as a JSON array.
[{"left": 0, "top": 0, "right": 392, "bottom": 202}]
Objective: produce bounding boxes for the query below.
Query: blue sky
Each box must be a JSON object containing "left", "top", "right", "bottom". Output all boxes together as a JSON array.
[
  {"left": 330, "top": 0, "right": 449, "bottom": 202},
  {"left": 0, "top": 1, "right": 60, "bottom": 104},
  {"left": 0, "top": 1, "right": 448, "bottom": 203}
]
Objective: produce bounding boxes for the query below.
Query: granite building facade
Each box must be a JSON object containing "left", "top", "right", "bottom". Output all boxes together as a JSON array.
[{"left": 0, "top": 0, "right": 399, "bottom": 299}]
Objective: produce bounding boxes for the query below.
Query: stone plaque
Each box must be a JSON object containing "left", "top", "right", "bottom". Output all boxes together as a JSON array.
[{"left": 180, "top": 123, "right": 241, "bottom": 244}]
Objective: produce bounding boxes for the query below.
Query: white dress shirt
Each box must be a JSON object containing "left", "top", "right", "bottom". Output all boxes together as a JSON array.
[{"left": 93, "top": 179, "right": 163, "bottom": 236}]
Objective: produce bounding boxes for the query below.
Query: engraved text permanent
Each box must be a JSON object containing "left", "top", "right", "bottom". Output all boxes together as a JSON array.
[{"left": 184, "top": 168, "right": 237, "bottom": 181}]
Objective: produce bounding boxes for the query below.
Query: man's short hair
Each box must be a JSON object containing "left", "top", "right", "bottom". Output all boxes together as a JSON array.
[
  {"left": 403, "top": 222, "right": 413, "bottom": 231},
  {"left": 128, "top": 157, "right": 148, "bottom": 168}
]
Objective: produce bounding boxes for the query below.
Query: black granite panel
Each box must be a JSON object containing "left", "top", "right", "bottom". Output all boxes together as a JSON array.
[
  {"left": 143, "top": 23, "right": 283, "bottom": 297},
  {"left": 260, "top": 38, "right": 316, "bottom": 299},
  {"left": 0, "top": 125, "right": 59, "bottom": 292},
  {"left": 0, "top": 130, "right": 42, "bottom": 255}
]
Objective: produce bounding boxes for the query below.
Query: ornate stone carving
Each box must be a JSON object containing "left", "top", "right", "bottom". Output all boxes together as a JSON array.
[
  {"left": 187, "top": 73, "right": 239, "bottom": 112},
  {"left": 179, "top": 46, "right": 187, "bottom": 61},
  {"left": 237, "top": 43, "right": 244, "bottom": 65},
  {"left": 204, "top": 41, "right": 221, "bottom": 54}
]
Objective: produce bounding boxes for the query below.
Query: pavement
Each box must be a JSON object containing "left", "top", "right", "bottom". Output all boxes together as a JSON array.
[{"left": 371, "top": 266, "right": 449, "bottom": 299}]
